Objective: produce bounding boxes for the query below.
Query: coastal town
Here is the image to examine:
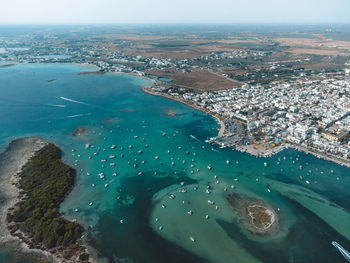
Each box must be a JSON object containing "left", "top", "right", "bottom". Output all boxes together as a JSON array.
[{"left": 1, "top": 25, "right": 350, "bottom": 166}]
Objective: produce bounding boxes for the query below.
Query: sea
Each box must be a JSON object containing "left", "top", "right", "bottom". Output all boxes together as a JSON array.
[{"left": 0, "top": 63, "right": 350, "bottom": 263}]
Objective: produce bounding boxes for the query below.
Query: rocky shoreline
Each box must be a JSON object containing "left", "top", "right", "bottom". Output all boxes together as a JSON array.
[
  {"left": 227, "top": 194, "right": 279, "bottom": 235},
  {"left": 0, "top": 137, "right": 91, "bottom": 263}
]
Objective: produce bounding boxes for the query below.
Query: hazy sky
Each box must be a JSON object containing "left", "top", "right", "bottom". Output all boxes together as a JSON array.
[{"left": 1, "top": 0, "right": 349, "bottom": 24}]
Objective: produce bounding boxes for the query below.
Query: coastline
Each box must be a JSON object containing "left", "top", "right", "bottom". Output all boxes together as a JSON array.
[
  {"left": 0, "top": 137, "right": 53, "bottom": 261},
  {"left": 141, "top": 87, "right": 226, "bottom": 137},
  {"left": 141, "top": 87, "right": 350, "bottom": 169},
  {"left": 0, "top": 137, "right": 91, "bottom": 263}
]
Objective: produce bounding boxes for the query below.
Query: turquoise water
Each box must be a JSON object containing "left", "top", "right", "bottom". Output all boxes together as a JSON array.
[{"left": 0, "top": 64, "right": 350, "bottom": 263}]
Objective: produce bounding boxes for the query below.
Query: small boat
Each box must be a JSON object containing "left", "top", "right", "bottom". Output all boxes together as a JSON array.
[
  {"left": 205, "top": 215, "right": 209, "bottom": 219},
  {"left": 109, "top": 155, "right": 116, "bottom": 159},
  {"left": 187, "top": 210, "right": 193, "bottom": 215},
  {"left": 89, "top": 202, "right": 93, "bottom": 206},
  {"left": 159, "top": 226, "right": 163, "bottom": 231},
  {"left": 190, "top": 236, "right": 195, "bottom": 242},
  {"left": 226, "top": 160, "right": 230, "bottom": 164},
  {"left": 110, "top": 163, "right": 115, "bottom": 167},
  {"left": 207, "top": 165, "right": 212, "bottom": 170},
  {"left": 207, "top": 200, "right": 214, "bottom": 205},
  {"left": 111, "top": 145, "right": 116, "bottom": 149},
  {"left": 264, "top": 162, "right": 268, "bottom": 167},
  {"left": 98, "top": 173, "right": 105, "bottom": 179},
  {"left": 332, "top": 241, "right": 350, "bottom": 261},
  {"left": 105, "top": 183, "right": 109, "bottom": 187},
  {"left": 120, "top": 219, "right": 124, "bottom": 224},
  {"left": 169, "top": 194, "right": 175, "bottom": 199},
  {"left": 161, "top": 204, "right": 166, "bottom": 208},
  {"left": 112, "top": 172, "right": 118, "bottom": 176},
  {"left": 85, "top": 144, "right": 90, "bottom": 149},
  {"left": 138, "top": 150, "right": 143, "bottom": 155},
  {"left": 155, "top": 156, "right": 159, "bottom": 160},
  {"left": 155, "top": 218, "right": 159, "bottom": 222},
  {"left": 101, "top": 159, "right": 107, "bottom": 163}
]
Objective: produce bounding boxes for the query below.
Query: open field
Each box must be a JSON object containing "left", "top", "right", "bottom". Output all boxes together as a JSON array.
[{"left": 146, "top": 68, "right": 241, "bottom": 90}]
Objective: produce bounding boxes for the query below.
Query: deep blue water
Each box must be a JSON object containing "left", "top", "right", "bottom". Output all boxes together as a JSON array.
[{"left": 0, "top": 64, "right": 350, "bottom": 263}]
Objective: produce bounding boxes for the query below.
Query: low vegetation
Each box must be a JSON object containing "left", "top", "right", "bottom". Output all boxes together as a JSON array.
[{"left": 7, "top": 144, "right": 82, "bottom": 249}]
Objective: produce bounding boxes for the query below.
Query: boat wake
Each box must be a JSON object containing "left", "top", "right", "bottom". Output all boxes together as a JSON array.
[
  {"left": 64, "top": 113, "right": 92, "bottom": 118},
  {"left": 59, "top": 96, "right": 87, "bottom": 105},
  {"left": 45, "top": 104, "right": 67, "bottom": 108},
  {"left": 190, "top": 134, "right": 201, "bottom": 142},
  {"left": 332, "top": 241, "right": 350, "bottom": 262}
]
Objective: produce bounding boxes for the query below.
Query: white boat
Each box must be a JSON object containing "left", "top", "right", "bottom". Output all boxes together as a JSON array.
[
  {"left": 187, "top": 210, "right": 193, "bottom": 215},
  {"left": 207, "top": 165, "right": 212, "bottom": 170},
  {"left": 207, "top": 200, "right": 214, "bottom": 205},
  {"left": 85, "top": 144, "right": 90, "bottom": 149},
  {"left": 264, "top": 162, "right": 268, "bottom": 167},
  {"left": 205, "top": 215, "right": 209, "bottom": 219},
  {"left": 226, "top": 160, "right": 230, "bottom": 164},
  {"left": 190, "top": 236, "right": 195, "bottom": 242},
  {"left": 98, "top": 173, "right": 105, "bottom": 179},
  {"left": 109, "top": 155, "right": 116, "bottom": 159},
  {"left": 110, "top": 145, "right": 116, "bottom": 149},
  {"left": 89, "top": 202, "right": 93, "bottom": 206},
  {"left": 113, "top": 172, "right": 118, "bottom": 176},
  {"left": 105, "top": 183, "right": 109, "bottom": 187},
  {"left": 332, "top": 241, "right": 350, "bottom": 262}
]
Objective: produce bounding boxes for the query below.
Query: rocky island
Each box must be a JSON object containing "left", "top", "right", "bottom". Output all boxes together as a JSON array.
[
  {"left": 0, "top": 138, "right": 90, "bottom": 263},
  {"left": 227, "top": 194, "right": 278, "bottom": 234}
]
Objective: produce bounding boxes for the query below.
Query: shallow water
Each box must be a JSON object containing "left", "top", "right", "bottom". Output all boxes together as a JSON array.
[{"left": 0, "top": 64, "right": 350, "bottom": 263}]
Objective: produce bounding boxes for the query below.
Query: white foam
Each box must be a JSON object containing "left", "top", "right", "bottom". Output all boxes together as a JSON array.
[
  {"left": 65, "top": 113, "right": 92, "bottom": 118},
  {"left": 59, "top": 96, "right": 87, "bottom": 105},
  {"left": 46, "top": 104, "right": 67, "bottom": 108}
]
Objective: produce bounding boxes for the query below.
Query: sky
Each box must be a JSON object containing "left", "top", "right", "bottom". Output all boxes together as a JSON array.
[{"left": 1, "top": 0, "right": 349, "bottom": 24}]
